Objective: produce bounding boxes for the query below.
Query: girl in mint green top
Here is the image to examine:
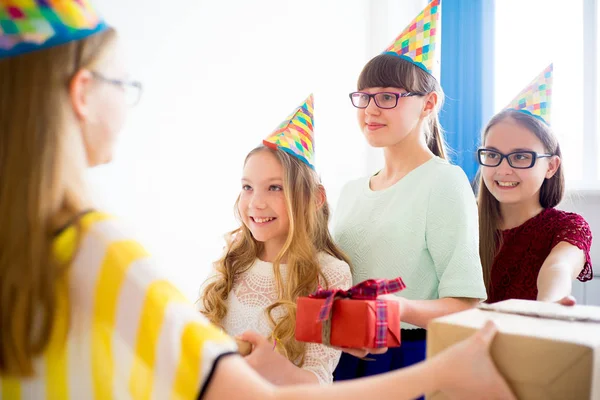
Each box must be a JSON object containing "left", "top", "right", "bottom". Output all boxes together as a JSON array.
[
  {"left": 334, "top": 156, "right": 486, "bottom": 313},
  {"left": 332, "top": 53, "right": 486, "bottom": 382}
]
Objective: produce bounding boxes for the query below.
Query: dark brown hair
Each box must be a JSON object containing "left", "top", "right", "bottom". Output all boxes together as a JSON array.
[
  {"left": 478, "top": 109, "right": 564, "bottom": 292},
  {"left": 357, "top": 54, "right": 446, "bottom": 158}
]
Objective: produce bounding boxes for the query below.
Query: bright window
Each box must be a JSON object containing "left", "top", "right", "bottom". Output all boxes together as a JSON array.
[{"left": 495, "top": 1, "right": 597, "bottom": 187}]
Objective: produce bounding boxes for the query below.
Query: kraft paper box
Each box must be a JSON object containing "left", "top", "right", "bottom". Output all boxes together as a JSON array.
[
  {"left": 295, "top": 297, "right": 401, "bottom": 348},
  {"left": 426, "top": 299, "right": 600, "bottom": 400}
]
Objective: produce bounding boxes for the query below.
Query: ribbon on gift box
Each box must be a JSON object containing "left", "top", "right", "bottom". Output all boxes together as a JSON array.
[{"left": 308, "top": 278, "right": 406, "bottom": 347}]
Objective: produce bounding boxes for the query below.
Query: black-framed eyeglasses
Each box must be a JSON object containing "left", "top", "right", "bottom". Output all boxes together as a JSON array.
[
  {"left": 349, "top": 91, "right": 423, "bottom": 109},
  {"left": 477, "top": 148, "right": 553, "bottom": 169},
  {"left": 91, "top": 71, "right": 143, "bottom": 107}
]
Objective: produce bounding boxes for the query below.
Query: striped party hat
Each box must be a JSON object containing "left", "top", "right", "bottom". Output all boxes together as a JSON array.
[
  {"left": 0, "top": 0, "right": 108, "bottom": 60},
  {"left": 505, "top": 64, "right": 553, "bottom": 125},
  {"left": 383, "top": 0, "right": 440, "bottom": 76},
  {"left": 263, "top": 94, "right": 315, "bottom": 169}
]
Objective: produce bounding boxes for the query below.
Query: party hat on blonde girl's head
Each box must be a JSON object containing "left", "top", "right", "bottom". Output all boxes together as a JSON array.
[
  {"left": 504, "top": 64, "right": 553, "bottom": 125},
  {"left": 383, "top": 0, "right": 441, "bottom": 76},
  {"left": 263, "top": 94, "right": 315, "bottom": 169},
  {"left": 0, "top": 0, "right": 108, "bottom": 60}
]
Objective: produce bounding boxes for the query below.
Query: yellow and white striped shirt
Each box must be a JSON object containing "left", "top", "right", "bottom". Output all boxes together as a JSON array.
[{"left": 0, "top": 211, "right": 236, "bottom": 400}]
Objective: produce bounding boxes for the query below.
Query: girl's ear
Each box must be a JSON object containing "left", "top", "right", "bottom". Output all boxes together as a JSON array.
[
  {"left": 421, "top": 91, "right": 438, "bottom": 118},
  {"left": 316, "top": 185, "right": 327, "bottom": 209},
  {"left": 69, "top": 68, "right": 94, "bottom": 121},
  {"left": 545, "top": 155, "right": 561, "bottom": 179}
]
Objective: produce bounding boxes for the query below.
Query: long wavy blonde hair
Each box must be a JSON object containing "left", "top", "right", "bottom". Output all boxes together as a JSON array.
[
  {"left": 0, "top": 28, "right": 117, "bottom": 376},
  {"left": 201, "top": 145, "right": 351, "bottom": 365}
]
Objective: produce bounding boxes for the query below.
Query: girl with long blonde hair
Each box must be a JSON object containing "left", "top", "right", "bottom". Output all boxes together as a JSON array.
[{"left": 201, "top": 97, "right": 354, "bottom": 385}]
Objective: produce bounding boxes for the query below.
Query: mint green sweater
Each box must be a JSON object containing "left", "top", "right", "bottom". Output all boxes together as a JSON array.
[{"left": 333, "top": 157, "right": 487, "bottom": 328}]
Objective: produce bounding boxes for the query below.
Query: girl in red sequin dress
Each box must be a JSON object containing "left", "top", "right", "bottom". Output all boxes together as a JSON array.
[{"left": 477, "top": 109, "right": 593, "bottom": 304}]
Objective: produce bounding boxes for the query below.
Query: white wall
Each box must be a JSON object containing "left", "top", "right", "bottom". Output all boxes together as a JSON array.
[
  {"left": 560, "top": 192, "right": 600, "bottom": 305},
  {"left": 88, "top": 0, "right": 425, "bottom": 300}
]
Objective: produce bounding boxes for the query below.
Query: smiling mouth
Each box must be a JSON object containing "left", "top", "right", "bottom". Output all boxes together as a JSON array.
[
  {"left": 496, "top": 181, "right": 519, "bottom": 188},
  {"left": 251, "top": 217, "right": 276, "bottom": 224}
]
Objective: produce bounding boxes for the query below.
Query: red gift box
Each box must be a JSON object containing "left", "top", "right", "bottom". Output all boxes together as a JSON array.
[{"left": 295, "top": 278, "right": 404, "bottom": 348}]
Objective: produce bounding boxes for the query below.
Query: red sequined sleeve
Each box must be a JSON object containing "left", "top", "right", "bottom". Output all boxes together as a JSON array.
[{"left": 550, "top": 212, "right": 593, "bottom": 281}]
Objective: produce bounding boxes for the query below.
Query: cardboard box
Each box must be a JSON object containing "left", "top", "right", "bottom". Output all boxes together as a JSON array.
[
  {"left": 427, "top": 299, "right": 600, "bottom": 400},
  {"left": 295, "top": 296, "right": 401, "bottom": 348}
]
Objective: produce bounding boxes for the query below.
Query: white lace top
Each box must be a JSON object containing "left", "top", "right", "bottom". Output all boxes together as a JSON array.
[{"left": 207, "top": 252, "right": 352, "bottom": 384}]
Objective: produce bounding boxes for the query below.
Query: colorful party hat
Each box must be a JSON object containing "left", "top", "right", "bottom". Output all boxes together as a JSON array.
[
  {"left": 383, "top": 0, "right": 440, "bottom": 76},
  {"left": 0, "top": 0, "right": 108, "bottom": 60},
  {"left": 263, "top": 94, "right": 315, "bottom": 169},
  {"left": 505, "top": 64, "right": 553, "bottom": 125}
]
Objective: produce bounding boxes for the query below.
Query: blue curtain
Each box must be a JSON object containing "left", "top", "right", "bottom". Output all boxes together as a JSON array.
[{"left": 440, "top": 0, "right": 495, "bottom": 184}]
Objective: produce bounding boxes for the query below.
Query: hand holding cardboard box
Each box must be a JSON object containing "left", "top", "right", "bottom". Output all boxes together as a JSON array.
[{"left": 427, "top": 299, "right": 600, "bottom": 400}]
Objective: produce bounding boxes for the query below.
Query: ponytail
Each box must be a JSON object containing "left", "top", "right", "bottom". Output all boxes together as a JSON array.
[{"left": 427, "top": 113, "right": 447, "bottom": 159}]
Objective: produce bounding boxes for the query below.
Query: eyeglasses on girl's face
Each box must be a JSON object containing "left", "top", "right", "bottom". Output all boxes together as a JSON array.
[
  {"left": 91, "top": 71, "right": 143, "bottom": 107},
  {"left": 477, "top": 148, "right": 553, "bottom": 169},
  {"left": 349, "top": 91, "right": 423, "bottom": 109}
]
